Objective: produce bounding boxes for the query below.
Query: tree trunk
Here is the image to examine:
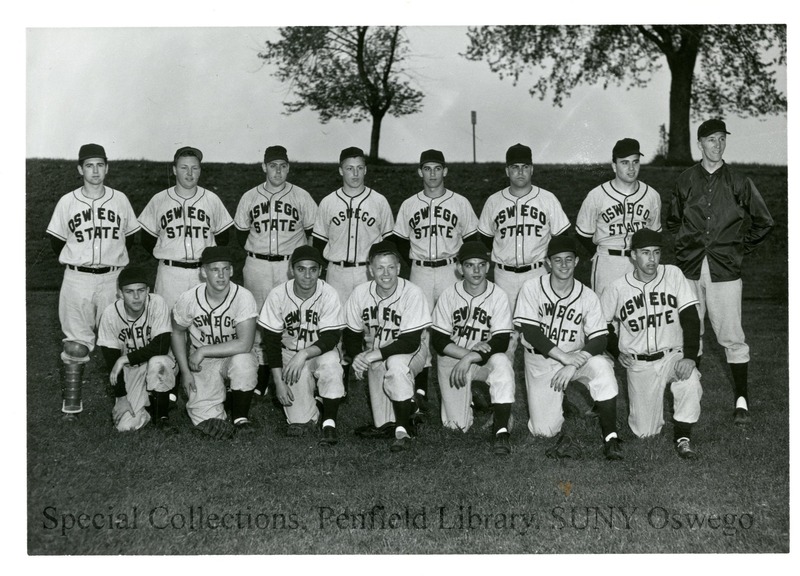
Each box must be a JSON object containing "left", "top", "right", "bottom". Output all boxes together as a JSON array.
[
  {"left": 665, "top": 30, "right": 701, "bottom": 166},
  {"left": 369, "top": 113, "right": 384, "bottom": 162}
]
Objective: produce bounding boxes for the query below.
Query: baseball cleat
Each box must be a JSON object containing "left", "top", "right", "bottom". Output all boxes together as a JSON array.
[
  {"left": 545, "top": 432, "right": 582, "bottom": 459},
  {"left": 390, "top": 432, "right": 412, "bottom": 453},
  {"left": 234, "top": 418, "right": 256, "bottom": 435},
  {"left": 354, "top": 422, "right": 396, "bottom": 439},
  {"left": 154, "top": 417, "right": 179, "bottom": 436},
  {"left": 733, "top": 407, "right": 751, "bottom": 426},
  {"left": 61, "top": 412, "right": 79, "bottom": 423},
  {"left": 675, "top": 438, "right": 699, "bottom": 460},
  {"left": 319, "top": 425, "right": 339, "bottom": 446},
  {"left": 286, "top": 421, "right": 315, "bottom": 437},
  {"left": 493, "top": 432, "right": 512, "bottom": 456},
  {"left": 603, "top": 437, "right": 624, "bottom": 461}
]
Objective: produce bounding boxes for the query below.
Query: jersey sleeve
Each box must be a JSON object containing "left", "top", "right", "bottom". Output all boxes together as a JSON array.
[
  {"left": 312, "top": 196, "right": 331, "bottom": 242},
  {"left": 257, "top": 287, "right": 286, "bottom": 332},
  {"left": 549, "top": 195, "right": 571, "bottom": 236},
  {"left": 234, "top": 288, "right": 259, "bottom": 323},
  {"left": 317, "top": 286, "right": 345, "bottom": 331},
  {"left": 97, "top": 302, "right": 121, "bottom": 349},
  {"left": 392, "top": 198, "right": 412, "bottom": 239},
  {"left": 210, "top": 193, "right": 234, "bottom": 234},
  {"left": 458, "top": 196, "right": 480, "bottom": 237},
  {"left": 399, "top": 283, "right": 431, "bottom": 333},
  {"left": 300, "top": 189, "right": 318, "bottom": 232},
  {"left": 379, "top": 195, "right": 395, "bottom": 238},
  {"left": 171, "top": 292, "right": 195, "bottom": 328},
  {"left": 137, "top": 195, "right": 161, "bottom": 236},
  {"left": 234, "top": 190, "right": 253, "bottom": 232},
  {"left": 575, "top": 191, "right": 597, "bottom": 238},
  {"left": 343, "top": 289, "right": 366, "bottom": 332},
  {"left": 582, "top": 289, "right": 608, "bottom": 340},
  {"left": 599, "top": 283, "right": 619, "bottom": 324},
  {"left": 671, "top": 267, "right": 699, "bottom": 311},
  {"left": 149, "top": 294, "right": 172, "bottom": 337},
  {"left": 490, "top": 288, "right": 514, "bottom": 334},
  {"left": 512, "top": 280, "right": 541, "bottom": 328},
  {"left": 646, "top": 187, "right": 663, "bottom": 232},
  {"left": 45, "top": 195, "right": 71, "bottom": 240},
  {"left": 430, "top": 289, "right": 453, "bottom": 335},
  {"left": 120, "top": 194, "right": 141, "bottom": 236},
  {"left": 477, "top": 195, "right": 497, "bottom": 237}
]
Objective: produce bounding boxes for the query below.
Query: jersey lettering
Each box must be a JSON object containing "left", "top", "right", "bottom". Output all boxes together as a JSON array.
[
  {"left": 493, "top": 204, "right": 548, "bottom": 227},
  {"left": 600, "top": 203, "right": 650, "bottom": 223},
  {"left": 332, "top": 208, "right": 376, "bottom": 227}
]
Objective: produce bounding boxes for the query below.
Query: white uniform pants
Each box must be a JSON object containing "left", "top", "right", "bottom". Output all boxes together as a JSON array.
[
  {"left": 280, "top": 349, "right": 344, "bottom": 425},
  {"left": 243, "top": 256, "right": 291, "bottom": 364},
  {"left": 590, "top": 253, "right": 633, "bottom": 297},
  {"left": 154, "top": 262, "right": 202, "bottom": 310},
  {"left": 366, "top": 348, "right": 428, "bottom": 428},
  {"left": 116, "top": 355, "right": 176, "bottom": 432},
  {"left": 59, "top": 267, "right": 120, "bottom": 351},
  {"left": 184, "top": 352, "right": 258, "bottom": 426}
]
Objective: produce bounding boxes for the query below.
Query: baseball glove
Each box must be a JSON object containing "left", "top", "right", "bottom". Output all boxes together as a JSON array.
[
  {"left": 195, "top": 417, "right": 235, "bottom": 440},
  {"left": 545, "top": 432, "right": 582, "bottom": 459},
  {"left": 354, "top": 422, "right": 396, "bottom": 439}
]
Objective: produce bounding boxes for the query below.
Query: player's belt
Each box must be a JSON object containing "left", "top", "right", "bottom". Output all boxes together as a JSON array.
[
  {"left": 495, "top": 261, "right": 545, "bottom": 273},
  {"left": 413, "top": 257, "right": 455, "bottom": 268},
  {"left": 333, "top": 261, "right": 369, "bottom": 268},
  {"left": 247, "top": 251, "right": 290, "bottom": 262},
  {"left": 605, "top": 248, "right": 632, "bottom": 257},
  {"left": 162, "top": 259, "right": 202, "bottom": 269},
  {"left": 66, "top": 265, "right": 118, "bottom": 274},
  {"left": 632, "top": 350, "right": 673, "bottom": 362}
]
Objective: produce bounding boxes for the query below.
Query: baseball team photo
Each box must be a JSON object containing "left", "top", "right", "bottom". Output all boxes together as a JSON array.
[{"left": 23, "top": 13, "right": 790, "bottom": 562}]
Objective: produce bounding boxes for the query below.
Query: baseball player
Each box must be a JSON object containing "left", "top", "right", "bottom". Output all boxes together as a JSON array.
[
  {"left": 234, "top": 145, "right": 318, "bottom": 397},
  {"left": 430, "top": 241, "right": 515, "bottom": 456},
  {"left": 258, "top": 246, "right": 345, "bottom": 445},
  {"left": 575, "top": 138, "right": 662, "bottom": 296},
  {"left": 45, "top": 143, "right": 140, "bottom": 421},
  {"left": 342, "top": 241, "right": 431, "bottom": 452},
  {"left": 478, "top": 143, "right": 571, "bottom": 309},
  {"left": 171, "top": 246, "right": 259, "bottom": 438},
  {"left": 392, "top": 149, "right": 480, "bottom": 412},
  {"left": 666, "top": 119, "right": 774, "bottom": 426},
  {"left": 600, "top": 229, "right": 703, "bottom": 459},
  {"left": 138, "top": 146, "right": 234, "bottom": 310},
  {"left": 514, "top": 235, "right": 623, "bottom": 460},
  {"left": 312, "top": 146, "right": 395, "bottom": 306},
  {"left": 97, "top": 267, "right": 176, "bottom": 432}
]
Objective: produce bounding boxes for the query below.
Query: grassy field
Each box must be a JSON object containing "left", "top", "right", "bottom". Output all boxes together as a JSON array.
[{"left": 25, "top": 159, "right": 788, "bottom": 555}]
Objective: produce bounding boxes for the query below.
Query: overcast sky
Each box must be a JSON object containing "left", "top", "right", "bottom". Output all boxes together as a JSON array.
[{"left": 26, "top": 21, "right": 787, "bottom": 166}]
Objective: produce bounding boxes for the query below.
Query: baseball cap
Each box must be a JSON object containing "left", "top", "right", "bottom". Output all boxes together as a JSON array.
[
  {"left": 630, "top": 228, "right": 664, "bottom": 251},
  {"left": 290, "top": 245, "right": 324, "bottom": 267},
  {"left": 457, "top": 241, "right": 491, "bottom": 263},
  {"left": 612, "top": 138, "right": 644, "bottom": 161},
  {"left": 697, "top": 119, "right": 731, "bottom": 139},
  {"left": 174, "top": 146, "right": 203, "bottom": 163},
  {"left": 368, "top": 240, "right": 402, "bottom": 261},
  {"left": 339, "top": 147, "right": 366, "bottom": 164},
  {"left": 200, "top": 246, "right": 233, "bottom": 265},
  {"left": 547, "top": 235, "right": 578, "bottom": 258},
  {"left": 117, "top": 266, "right": 149, "bottom": 289},
  {"left": 264, "top": 145, "right": 289, "bottom": 163},
  {"left": 78, "top": 143, "right": 107, "bottom": 164},
  {"left": 506, "top": 143, "right": 533, "bottom": 165},
  {"left": 419, "top": 149, "right": 446, "bottom": 167}
]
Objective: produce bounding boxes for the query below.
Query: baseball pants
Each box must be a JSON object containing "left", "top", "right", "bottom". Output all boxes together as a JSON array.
[
  {"left": 116, "top": 355, "right": 176, "bottom": 432},
  {"left": 183, "top": 351, "right": 258, "bottom": 426},
  {"left": 155, "top": 262, "right": 203, "bottom": 310},
  {"left": 243, "top": 256, "right": 290, "bottom": 364},
  {"left": 591, "top": 252, "right": 633, "bottom": 297},
  {"left": 494, "top": 264, "right": 546, "bottom": 357},
  {"left": 279, "top": 348, "right": 345, "bottom": 425},
  {"left": 59, "top": 267, "right": 121, "bottom": 351},
  {"left": 366, "top": 347, "right": 428, "bottom": 428},
  {"left": 692, "top": 257, "right": 750, "bottom": 364},
  {"left": 436, "top": 353, "right": 515, "bottom": 432},
  {"left": 326, "top": 263, "right": 371, "bottom": 304},
  {"left": 410, "top": 262, "right": 459, "bottom": 312},
  {"left": 523, "top": 351, "right": 618, "bottom": 437},
  {"left": 626, "top": 350, "right": 703, "bottom": 438}
]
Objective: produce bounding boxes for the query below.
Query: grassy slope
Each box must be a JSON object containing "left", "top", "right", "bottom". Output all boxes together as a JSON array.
[{"left": 26, "top": 160, "right": 788, "bottom": 554}]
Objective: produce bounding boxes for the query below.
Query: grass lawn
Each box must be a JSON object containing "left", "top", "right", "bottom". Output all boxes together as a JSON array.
[{"left": 25, "top": 160, "right": 788, "bottom": 555}]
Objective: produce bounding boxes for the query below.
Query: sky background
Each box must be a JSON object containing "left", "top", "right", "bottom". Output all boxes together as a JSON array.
[{"left": 26, "top": 22, "right": 787, "bottom": 166}]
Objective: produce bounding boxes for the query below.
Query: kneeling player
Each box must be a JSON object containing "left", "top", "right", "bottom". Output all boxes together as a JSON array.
[
  {"left": 343, "top": 241, "right": 431, "bottom": 453},
  {"left": 259, "top": 246, "right": 345, "bottom": 444},
  {"left": 171, "top": 247, "right": 259, "bottom": 438},
  {"left": 430, "top": 242, "right": 515, "bottom": 455},
  {"left": 514, "top": 236, "right": 623, "bottom": 460},
  {"left": 600, "top": 228, "right": 702, "bottom": 459},
  {"left": 98, "top": 267, "right": 176, "bottom": 432}
]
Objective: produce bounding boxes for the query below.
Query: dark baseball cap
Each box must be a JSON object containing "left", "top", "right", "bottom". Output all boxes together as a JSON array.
[
  {"left": 697, "top": 119, "right": 730, "bottom": 139},
  {"left": 290, "top": 245, "right": 324, "bottom": 267},
  {"left": 174, "top": 146, "right": 203, "bottom": 163},
  {"left": 457, "top": 241, "right": 491, "bottom": 263},
  {"left": 506, "top": 143, "right": 532, "bottom": 165},
  {"left": 264, "top": 145, "right": 289, "bottom": 163},
  {"left": 631, "top": 228, "right": 664, "bottom": 250},
  {"left": 612, "top": 138, "right": 644, "bottom": 161},
  {"left": 200, "top": 246, "right": 233, "bottom": 265},
  {"left": 547, "top": 235, "right": 578, "bottom": 258},
  {"left": 339, "top": 147, "right": 366, "bottom": 164},
  {"left": 419, "top": 149, "right": 446, "bottom": 167},
  {"left": 78, "top": 143, "right": 107, "bottom": 164},
  {"left": 117, "top": 266, "right": 150, "bottom": 289},
  {"left": 368, "top": 240, "right": 402, "bottom": 261}
]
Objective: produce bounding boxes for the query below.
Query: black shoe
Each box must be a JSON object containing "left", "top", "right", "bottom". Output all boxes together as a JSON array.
[
  {"left": 603, "top": 437, "right": 624, "bottom": 461},
  {"left": 675, "top": 438, "right": 698, "bottom": 460},
  {"left": 319, "top": 425, "right": 339, "bottom": 446},
  {"left": 545, "top": 432, "right": 582, "bottom": 459},
  {"left": 733, "top": 407, "right": 751, "bottom": 426},
  {"left": 493, "top": 432, "right": 512, "bottom": 456},
  {"left": 234, "top": 418, "right": 256, "bottom": 435},
  {"left": 61, "top": 412, "right": 79, "bottom": 423},
  {"left": 414, "top": 390, "right": 430, "bottom": 415},
  {"left": 286, "top": 421, "right": 315, "bottom": 437},
  {"left": 354, "top": 422, "right": 396, "bottom": 439},
  {"left": 390, "top": 433, "right": 412, "bottom": 453},
  {"left": 154, "top": 416, "right": 179, "bottom": 436}
]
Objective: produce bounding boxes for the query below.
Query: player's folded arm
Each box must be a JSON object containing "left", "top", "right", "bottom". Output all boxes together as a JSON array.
[
  {"left": 430, "top": 328, "right": 454, "bottom": 357},
  {"left": 99, "top": 346, "right": 127, "bottom": 397},
  {"left": 483, "top": 332, "right": 511, "bottom": 359},
  {"left": 235, "top": 229, "right": 250, "bottom": 249},
  {"left": 604, "top": 324, "right": 621, "bottom": 358},
  {"left": 310, "top": 329, "right": 342, "bottom": 356},
  {"left": 262, "top": 328, "right": 284, "bottom": 368},
  {"left": 678, "top": 305, "right": 701, "bottom": 362},
  {"left": 517, "top": 322, "right": 557, "bottom": 357},
  {"left": 378, "top": 329, "right": 424, "bottom": 359},
  {"left": 342, "top": 328, "right": 365, "bottom": 359},
  {"left": 582, "top": 334, "right": 608, "bottom": 356},
  {"left": 126, "top": 332, "right": 172, "bottom": 366}
]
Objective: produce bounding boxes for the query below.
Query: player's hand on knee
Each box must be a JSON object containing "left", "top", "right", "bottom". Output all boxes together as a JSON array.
[
  {"left": 675, "top": 358, "right": 696, "bottom": 381},
  {"left": 110, "top": 355, "right": 129, "bottom": 385},
  {"left": 275, "top": 380, "right": 294, "bottom": 406},
  {"left": 352, "top": 353, "right": 372, "bottom": 377},
  {"left": 450, "top": 357, "right": 474, "bottom": 389},
  {"left": 551, "top": 366, "right": 576, "bottom": 392},
  {"left": 189, "top": 349, "right": 205, "bottom": 372},
  {"left": 183, "top": 373, "right": 197, "bottom": 393},
  {"left": 112, "top": 397, "right": 134, "bottom": 426},
  {"left": 618, "top": 352, "right": 635, "bottom": 369}
]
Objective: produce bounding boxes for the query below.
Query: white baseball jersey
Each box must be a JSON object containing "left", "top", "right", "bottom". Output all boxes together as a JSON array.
[
  {"left": 172, "top": 283, "right": 258, "bottom": 350},
  {"left": 576, "top": 181, "right": 662, "bottom": 250},
  {"left": 234, "top": 183, "right": 317, "bottom": 255},
  {"left": 393, "top": 190, "right": 479, "bottom": 261},
  {"left": 432, "top": 281, "right": 513, "bottom": 348},
  {"left": 312, "top": 188, "right": 394, "bottom": 263},
  {"left": 600, "top": 265, "right": 699, "bottom": 355},
  {"left": 46, "top": 187, "right": 139, "bottom": 266},
  {"left": 138, "top": 187, "right": 234, "bottom": 261},
  {"left": 478, "top": 187, "right": 570, "bottom": 267},
  {"left": 514, "top": 275, "right": 607, "bottom": 353},
  {"left": 344, "top": 279, "right": 431, "bottom": 351},
  {"left": 97, "top": 293, "right": 172, "bottom": 353},
  {"left": 258, "top": 279, "right": 344, "bottom": 351}
]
